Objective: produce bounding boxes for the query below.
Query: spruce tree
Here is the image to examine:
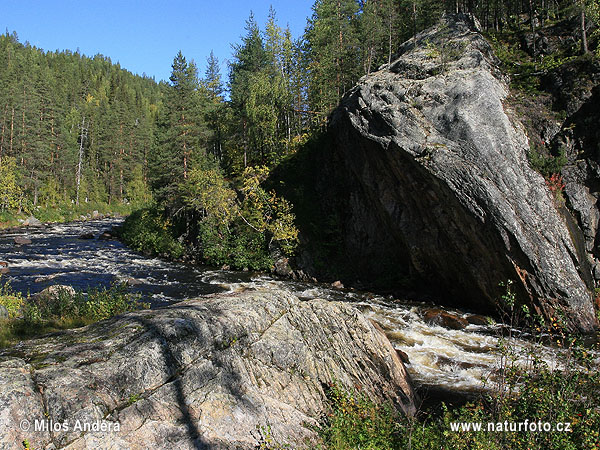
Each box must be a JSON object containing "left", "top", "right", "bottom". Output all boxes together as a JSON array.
[
  {"left": 150, "top": 51, "right": 209, "bottom": 207},
  {"left": 228, "top": 13, "right": 270, "bottom": 171},
  {"left": 204, "top": 51, "right": 226, "bottom": 161}
]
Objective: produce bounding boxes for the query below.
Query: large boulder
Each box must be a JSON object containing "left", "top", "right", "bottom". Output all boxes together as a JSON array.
[
  {"left": 0, "top": 288, "right": 416, "bottom": 449},
  {"left": 316, "top": 14, "right": 597, "bottom": 332}
]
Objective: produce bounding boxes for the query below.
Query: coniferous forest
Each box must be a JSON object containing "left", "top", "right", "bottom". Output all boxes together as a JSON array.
[{"left": 0, "top": 32, "right": 159, "bottom": 210}]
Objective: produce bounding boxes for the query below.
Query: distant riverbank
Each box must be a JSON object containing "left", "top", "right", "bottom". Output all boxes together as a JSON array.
[{"left": 0, "top": 201, "right": 135, "bottom": 230}]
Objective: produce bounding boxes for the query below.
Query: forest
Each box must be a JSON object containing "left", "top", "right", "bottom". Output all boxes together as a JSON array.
[
  {"left": 0, "top": 32, "right": 158, "bottom": 210},
  {"left": 1, "top": 0, "right": 599, "bottom": 268}
]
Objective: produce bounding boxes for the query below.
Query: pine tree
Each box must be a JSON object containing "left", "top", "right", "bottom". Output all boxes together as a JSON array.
[
  {"left": 361, "top": 0, "right": 401, "bottom": 71},
  {"left": 228, "top": 13, "right": 270, "bottom": 171},
  {"left": 304, "top": 0, "right": 362, "bottom": 119}
]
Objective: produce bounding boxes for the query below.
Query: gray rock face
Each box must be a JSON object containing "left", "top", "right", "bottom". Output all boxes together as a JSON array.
[
  {"left": 555, "top": 85, "right": 600, "bottom": 278},
  {"left": 318, "top": 14, "right": 597, "bottom": 331},
  {"left": 0, "top": 289, "right": 416, "bottom": 449}
]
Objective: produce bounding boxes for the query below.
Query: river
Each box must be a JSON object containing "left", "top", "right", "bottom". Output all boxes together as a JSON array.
[{"left": 0, "top": 218, "right": 572, "bottom": 398}]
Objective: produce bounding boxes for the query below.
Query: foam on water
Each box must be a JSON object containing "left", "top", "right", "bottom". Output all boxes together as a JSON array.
[{"left": 203, "top": 274, "right": 580, "bottom": 392}]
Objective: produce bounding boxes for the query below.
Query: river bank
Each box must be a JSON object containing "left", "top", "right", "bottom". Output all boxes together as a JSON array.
[
  {"left": 0, "top": 201, "right": 134, "bottom": 231},
  {"left": 0, "top": 217, "right": 587, "bottom": 394}
]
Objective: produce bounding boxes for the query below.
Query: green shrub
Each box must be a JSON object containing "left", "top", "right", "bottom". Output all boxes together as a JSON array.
[
  {"left": 0, "top": 211, "right": 24, "bottom": 228},
  {"left": 0, "top": 279, "right": 24, "bottom": 318},
  {"left": 318, "top": 382, "right": 402, "bottom": 449},
  {"left": 184, "top": 165, "right": 298, "bottom": 270},
  {"left": 120, "top": 207, "right": 184, "bottom": 259},
  {"left": 80, "top": 283, "right": 149, "bottom": 321},
  {"left": 124, "top": 164, "right": 299, "bottom": 271},
  {"left": 197, "top": 218, "right": 273, "bottom": 271},
  {"left": 528, "top": 146, "right": 568, "bottom": 178},
  {"left": 0, "top": 282, "right": 149, "bottom": 348},
  {"left": 24, "top": 283, "right": 148, "bottom": 323}
]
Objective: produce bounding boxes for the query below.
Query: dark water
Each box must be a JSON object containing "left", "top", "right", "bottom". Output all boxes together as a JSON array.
[
  {"left": 1, "top": 218, "right": 590, "bottom": 393},
  {"left": 0, "top": 219, "right": 252, "bottom": 305}
]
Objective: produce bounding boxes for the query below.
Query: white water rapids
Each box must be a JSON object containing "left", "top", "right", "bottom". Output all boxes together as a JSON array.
[{"left": 0, "top": 218, "right": 585, "bottom": 396}]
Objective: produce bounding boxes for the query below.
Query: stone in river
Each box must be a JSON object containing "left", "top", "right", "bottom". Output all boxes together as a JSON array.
[
  {"left": 34, "top": 274, "right": 60, "bottom": 283},
  {"left": 24, "top": 216, "right": 43, "bottom": 227},
  {"left": 125, "top": 278, "right": 143, "bottom": 286},
  {"left": 466, "top": 314, "right": 491, "bottom": 326},
  {"left": 396, "top": 349, "right": 411, "bottom": 364},
  {"left": 423, "top": 308, "right": 468, "bottom": 330}
]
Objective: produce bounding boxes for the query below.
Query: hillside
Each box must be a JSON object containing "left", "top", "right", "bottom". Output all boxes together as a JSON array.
[{"left": 0, "top": 32, "right": 159, "bottom": 218}]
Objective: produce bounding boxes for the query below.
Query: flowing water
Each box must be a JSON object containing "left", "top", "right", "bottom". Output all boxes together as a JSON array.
[{"left": 0, "top": 218, "right": 583, "bottom": 396}]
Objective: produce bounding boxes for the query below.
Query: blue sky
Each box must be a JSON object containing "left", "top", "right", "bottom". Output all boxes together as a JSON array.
[{"left": 1, "top": 0, "right": 315, "bottom": 82}]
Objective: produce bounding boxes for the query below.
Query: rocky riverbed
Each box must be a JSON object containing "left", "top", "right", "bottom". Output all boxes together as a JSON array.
[{"left": 0, "top": 219, "right": 581, "bottom": 398}]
